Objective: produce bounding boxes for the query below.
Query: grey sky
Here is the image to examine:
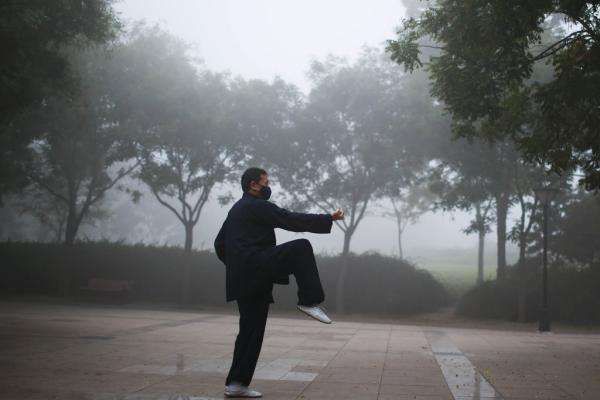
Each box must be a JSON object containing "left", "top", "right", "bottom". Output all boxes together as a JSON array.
[
  {"left": 115, "top": 0, "right": 406, "bottom": 92},
  {"left": 114, "top": 0, "right": 519, "bottom": 259}
]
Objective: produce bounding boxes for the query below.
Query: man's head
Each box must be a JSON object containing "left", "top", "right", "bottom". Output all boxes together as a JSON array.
[{"left": 241, "top": 167, "right": 271, "bottom": 200}]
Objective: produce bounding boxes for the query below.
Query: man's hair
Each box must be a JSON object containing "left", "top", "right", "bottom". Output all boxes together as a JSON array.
[{"left": 241, "top": 167, "right": 267, "bottom": 192}]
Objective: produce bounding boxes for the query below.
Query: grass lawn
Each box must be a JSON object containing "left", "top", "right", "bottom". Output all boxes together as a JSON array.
[{"left": 405, "top": 246, "right": 518, "bottom": 299}]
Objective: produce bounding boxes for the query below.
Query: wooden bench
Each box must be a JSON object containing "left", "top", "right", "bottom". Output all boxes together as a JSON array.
[{"left": 79, "top": 278, "right": 134, "bottom": 304}]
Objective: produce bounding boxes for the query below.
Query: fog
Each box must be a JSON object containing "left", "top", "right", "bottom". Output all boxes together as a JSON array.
[
  {"left": 3, "top": 4, "right": 600, "bottom": 399},
  {"left": 116, "top": 0, "right": 406, "bottom": 94},
  {"left": 110, "top": 0, "right": 518, "bottom": 262}
]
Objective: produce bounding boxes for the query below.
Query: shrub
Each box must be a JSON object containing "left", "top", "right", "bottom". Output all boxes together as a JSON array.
[
  {"left": 0, "top": 241, "right": 450, "bottom": 315},
  {"left": 457, "top": 257, "right": 600, "bottom": 324}
]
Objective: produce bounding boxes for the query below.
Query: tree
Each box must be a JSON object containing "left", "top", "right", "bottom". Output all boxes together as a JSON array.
[
  {"left": 114, "top": 27, "right": 244, "bottom": 305},
  {"left": 21, "top": 46, "right": 138, "bottom": 245},
  {"left": 268, "top": 48, "right": 430, "bottom": 312},
  {"left": 115, "top": 27, "right": 238, "bottom": 254},
  {"left": 0, "top": 0, "right": 120, "bottom": 201},
  {"left": 135, "top": 71, "right": 234, "bottom": 254},
  {"left": 15, "top": 184, "right": 108, "bottom": 243},
  {"left": 387, "top": 1, "right": 600, "bottom": 191},
  {"left": 377, "top": 69, "right": 445, "bottom": 261},
  {"left": 507, "top": 164, "right": 550, "bottom": 266},
  {"left": 381, "top": 181, "right": 435, "bottom": 260},
  {"left": 426, "top": 136, "right": 498, "bottom": 284},
  {"left": 387, "top": 7, "right": 582, "bottom": 281}
]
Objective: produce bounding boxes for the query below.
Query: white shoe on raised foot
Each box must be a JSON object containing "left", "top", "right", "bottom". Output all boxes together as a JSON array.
[
  {"left": 224, "top": 382, "right": 262, "bottom": 398},
  {"left": 297, "top": 304, "right": 332, "bottom": 324}
]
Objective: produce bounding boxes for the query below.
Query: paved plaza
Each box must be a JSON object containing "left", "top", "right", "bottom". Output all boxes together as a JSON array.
[{"left": 1, "top": 300, "right": 599, "bottom": 400}]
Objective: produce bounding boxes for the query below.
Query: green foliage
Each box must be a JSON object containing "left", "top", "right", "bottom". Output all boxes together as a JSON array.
[
  {"left": 0, "top": 242, "right": 450, "bottom": 315},
  {"left": 14, "top": 45, "right": 138, "bottom": 244},
  {"left": 387, "top": 1, "right": 600, "bottom": 191},
  {"left": 0, "top": 0, "right": 120, "bottom": 119},
  {"left": 0, "top": 0, "right": 120, "bottom": 201},
  {"left": 553, "top": 191, "right": 600, "bottom": 265},
  {"left": 268, "top": 48, "right": 438, "bottom": 255}
]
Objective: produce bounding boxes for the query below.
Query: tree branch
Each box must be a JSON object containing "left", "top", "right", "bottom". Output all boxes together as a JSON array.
[
  {"left": 89, "top": 160, "right": 140, "bottom": 205},
  {"left": 27, "top": 174, "right": 69, "bottom": 204},
  {"left": 353, "top": 197, "right": 370, "bottom": 230},
  {"left": 152, "top": 188, "right": 184, "bottom": 224},
  {"left": 532, "top": 30, "right": 585, "bottom": 61}
]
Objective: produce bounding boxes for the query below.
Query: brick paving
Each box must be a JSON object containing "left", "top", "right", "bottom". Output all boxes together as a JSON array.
[{"left": 1, "top": 300, "right": 599, "bottom": 399}]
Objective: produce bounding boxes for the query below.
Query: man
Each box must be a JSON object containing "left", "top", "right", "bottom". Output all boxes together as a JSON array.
[{"left": 214, "top": 167, "right": 344, "bottom": 398}]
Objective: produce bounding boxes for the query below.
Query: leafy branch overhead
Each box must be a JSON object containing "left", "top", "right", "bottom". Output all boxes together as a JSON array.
[{"left": 387, "top": 1, "right": 600, "bottom": 191}]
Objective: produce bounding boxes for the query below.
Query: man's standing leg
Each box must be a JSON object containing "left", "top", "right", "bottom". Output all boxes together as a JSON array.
[{"left": 225, "top": 297, "right": 270, "bottom": 387}]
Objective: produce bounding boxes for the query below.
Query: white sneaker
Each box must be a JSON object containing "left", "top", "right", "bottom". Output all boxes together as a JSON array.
[
  {"left": 224, "top": 382, "right": 262, "bottom": 398},
  {"left": 297, "top": 304, "right": 332, "bottom": 324}
]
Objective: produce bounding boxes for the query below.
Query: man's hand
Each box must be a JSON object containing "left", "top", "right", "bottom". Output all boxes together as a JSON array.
[{"left": 331, "top": 208, "right": 344, "bottom": 221}]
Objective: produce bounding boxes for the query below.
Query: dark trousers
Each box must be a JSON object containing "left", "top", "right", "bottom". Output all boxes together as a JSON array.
[
  {"left": 262, "top": 238, "right": 325, "bottom": 306},
  {"left": 225, "top": 238, "right": 325, "bottom": 386},
  {"left": 225, "top": 297, "right": 269, "bottom": 386}
]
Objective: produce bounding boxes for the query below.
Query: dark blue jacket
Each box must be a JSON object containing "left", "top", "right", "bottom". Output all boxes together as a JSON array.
[{"left": 214, "top": 192, "right": 333, "bottom": 303}]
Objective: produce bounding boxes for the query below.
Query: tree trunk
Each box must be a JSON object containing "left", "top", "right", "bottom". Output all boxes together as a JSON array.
[
  {"left": 342, "top": 231, "right": 352, "bottom": 256},
  {"left": 517, "top": 227, "right": 527, "bottom": 322},
  {"left": 180, "top": 223, "right": 194, "bottom": 305},
  {"left": 184, "top": 223, "right": 193, "bottom": 253},
  {"left": 64, "top": 202, "right": 78, "bottom": 246},
  {"left": 518, "top": 236, "right": 526, "bottom": 265},
  {"left": 62, "top": 201, "right": 78, "bottom": 298},
  {"left": 396, "top": 214, "right": 404, "bottom": 259},
  {"left": 336, "top": 230, "right": 353, "bottom": 314},
  {"left": 495, "top": 193, "right": 509, "bottom": 280},
  {"left": 477, "top": 229, "right": 485, "bottom": 285},
  {"left": 474, "top": 203, "right": 485, "bottom": 285}
]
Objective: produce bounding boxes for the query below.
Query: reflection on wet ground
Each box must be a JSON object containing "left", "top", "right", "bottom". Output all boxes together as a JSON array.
[{"left": 425, "top": 330, "right": 503, "bottom": 399}]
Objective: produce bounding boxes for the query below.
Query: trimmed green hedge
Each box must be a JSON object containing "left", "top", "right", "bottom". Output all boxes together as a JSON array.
[
  {"left": 457, "top": 257, "right": 600, "bottom": 324},
  {"left": 0, "top": 241, "right": 450, "bottom": 315}
]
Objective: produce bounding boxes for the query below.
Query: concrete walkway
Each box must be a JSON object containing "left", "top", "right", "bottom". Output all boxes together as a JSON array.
[{"left": 1, "top": 300, "right": 599, "bottom": 399}]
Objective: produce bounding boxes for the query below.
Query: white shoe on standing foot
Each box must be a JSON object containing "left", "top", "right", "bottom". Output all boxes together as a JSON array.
[
  {"left": 224, "top": 382, "right": 262, "bottom": 398},
  {"left": 297, "top": 304, "right": 332, "bottom": 324}
]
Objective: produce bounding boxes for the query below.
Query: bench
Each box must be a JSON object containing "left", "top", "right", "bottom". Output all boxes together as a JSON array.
[{"left": 79, "top": 278, "right": 134, "bottom": 304}]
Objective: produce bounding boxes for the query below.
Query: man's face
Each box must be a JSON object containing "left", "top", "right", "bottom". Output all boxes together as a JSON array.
[{"left": 250, "top": 174, "right": 269, "bottom": 192}]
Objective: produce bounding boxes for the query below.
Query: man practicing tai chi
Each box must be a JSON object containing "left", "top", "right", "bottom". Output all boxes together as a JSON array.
[{"left": 214, "top": 167, "right": 344, "bottom": 398}]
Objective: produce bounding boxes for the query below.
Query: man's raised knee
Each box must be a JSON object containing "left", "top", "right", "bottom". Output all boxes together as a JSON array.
[{"left": 294, "top": 238, "right": 312, "bottom": 251}]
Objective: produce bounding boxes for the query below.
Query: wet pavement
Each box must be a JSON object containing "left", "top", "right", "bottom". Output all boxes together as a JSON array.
[{"left": 1, "top": 301, "right": 599, "bottom": 399}]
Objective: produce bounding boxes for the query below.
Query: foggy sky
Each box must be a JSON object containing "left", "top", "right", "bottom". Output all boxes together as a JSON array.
[{"left": 114, "top": 0, "right": 519, "bottom": 260}]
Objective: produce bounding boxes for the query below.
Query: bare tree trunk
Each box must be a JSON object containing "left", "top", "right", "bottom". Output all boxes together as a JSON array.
[
  {"left": 474, "top": 203, "right": 485, "bottom": 285},
  {"left": 397, "top": 227, "right": 404, "bottom": 260},
  {"left": 184, "top": 223, "right": 193, "bottom": 253},
  {"left": 495, "top": 193, "right": 509, "bottom": 280},
  {"left": 342, "top": 231, "right": 351, "bottom": 256},
  {"left": 180, "top": 223, "right": 194, "bottom": 305},
  {"left": 517, "top": 213, "right": 527, "bottom": 322},
  {"left": 477, "top": 229, "right": 485, "bottom": 285},
  {"left": 336, "top": 230, "right": 353, "bottom": 314},
  {"left": 64, "top": 199, "right": 78, "bottom": 246},
  {"left": 396, "top": 213, "right": 404, "bottom": 259},
  {"left": 62, "top": 199, "right": 78, "bottom": 298}
]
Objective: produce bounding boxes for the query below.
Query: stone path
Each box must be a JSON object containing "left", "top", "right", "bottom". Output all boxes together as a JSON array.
[{"left": 1, "top": 301, "right": 599, "bottom": 399}]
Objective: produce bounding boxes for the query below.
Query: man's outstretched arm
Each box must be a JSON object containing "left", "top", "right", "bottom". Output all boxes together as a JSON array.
[{"left": 250, "top": 201, "right": 340, "bottom": 233}]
